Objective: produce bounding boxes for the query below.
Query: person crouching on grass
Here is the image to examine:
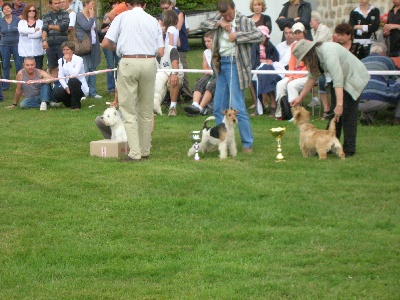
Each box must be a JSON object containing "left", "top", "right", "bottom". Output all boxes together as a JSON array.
[{"left": 290, "top": 40, "right": 370, "bottom": 158}]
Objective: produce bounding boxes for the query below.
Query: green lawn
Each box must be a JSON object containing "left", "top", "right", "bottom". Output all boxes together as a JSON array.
[{"left": 0, "top": 39, "right": 399, "bottom": 299}]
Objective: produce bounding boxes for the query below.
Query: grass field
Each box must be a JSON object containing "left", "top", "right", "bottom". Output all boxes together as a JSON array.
[{"left": 0, "top": 39, "right": 399, "bottom": 299}]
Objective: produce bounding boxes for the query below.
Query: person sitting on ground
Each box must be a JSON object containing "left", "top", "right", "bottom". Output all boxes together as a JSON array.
[
  {"left": 358, "top": 42, "right": 400, "bottom": 126},
  {"left": 275, "top": 22, "right": 309, "bottom": 120},
  {"left": 250, "top": 25, "right": 280, "bottom": 117},
  {"left": 53, "top": 41, "right": 89, "bottom": 110},
  {"left": 184, "top": 31, "right": 215, "bottom": 117},
  {"left": 5, "top": 56, "right": 54, "bottom": 110}
]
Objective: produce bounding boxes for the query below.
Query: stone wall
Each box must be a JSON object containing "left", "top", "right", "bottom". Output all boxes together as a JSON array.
[{"left": 314, "top": 0, "right": 391, "bottom": 28}]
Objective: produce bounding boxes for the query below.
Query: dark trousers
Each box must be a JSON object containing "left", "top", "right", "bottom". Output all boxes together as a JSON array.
[
  {"left": 329, "top": 86, "right": 359, "bottom": 155},
  {"left": 53, "top": 78, "right": 84, "bottom": 109}
]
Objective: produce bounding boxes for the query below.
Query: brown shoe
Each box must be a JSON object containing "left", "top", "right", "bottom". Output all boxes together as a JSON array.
[
  {"left": 120, "top": 156, "right": 141, "bottom": 162},
  {"left": 168, "top": 107, "right": 177, "bottom": 117},
  {"left": 242, "top": 147, "right": 253, "bottom": 154}
]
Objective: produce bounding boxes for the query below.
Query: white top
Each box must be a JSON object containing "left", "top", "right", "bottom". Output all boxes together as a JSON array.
[
  {"left": 204, "top": 48, "right": 211, "bottom": 68},
  {"left": 311, "top": 24, "right": 332, "bottom": 43},
  {"left": 165, "top": 25, "right": 179, "bottom": 47},
  {"left": 219, "top": 11, "right": 236, "bottom": 57},
  {"left": 68, "top": 11, "right": 77, "bottom": 27},
  {"left": 105, "top": 7, "right": 164, "bottom": 57},
  {"left": 275, "top": 40, "right": 293, "bottom": 67},
  {"left": 18, "top": 19, "right": 46, "bottom": 57},
  {"left": 58, "top": 54, "right": 89, "bottom": 96}
]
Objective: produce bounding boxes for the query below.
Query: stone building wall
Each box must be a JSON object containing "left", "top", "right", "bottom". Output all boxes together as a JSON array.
[{"left": 314, "top": 0, "right": 392, "bottom": 28}]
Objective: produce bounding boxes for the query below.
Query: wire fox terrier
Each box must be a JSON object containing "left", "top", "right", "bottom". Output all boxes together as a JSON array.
[{"left": 188, "top": 109, "right": 238, "bottom": 159}]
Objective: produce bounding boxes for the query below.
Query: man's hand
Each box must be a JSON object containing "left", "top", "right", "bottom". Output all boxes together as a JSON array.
[
  {"left": 228, "top": 32, "right": 237, "bottom": 42},
  {"left": 65, "top": 87, "right": 70, "bottom": 94},
  {"left": 42, "top": 40, "right": 48, "bottom": 50}
]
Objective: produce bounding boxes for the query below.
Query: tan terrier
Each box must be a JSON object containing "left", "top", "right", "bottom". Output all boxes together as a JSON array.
[
  {"left": 188, "top": 109, "right": 238, "bottom": 159},
  {"left": 292, "top": 106, "right": 345, "bottom": 160}
]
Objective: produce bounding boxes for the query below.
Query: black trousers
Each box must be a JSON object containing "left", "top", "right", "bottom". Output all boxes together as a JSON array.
[
  {"left": 329, "top": 86, "right": 359, "bottom": 155},
  {"left": 53, "top": 78, "right": 84, "bottom": 109}
]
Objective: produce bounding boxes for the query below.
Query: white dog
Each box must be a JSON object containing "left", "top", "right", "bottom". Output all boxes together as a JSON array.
[
  {"left": 188, "top": 109, "right": 238, "bottom": 159},
  {"left": 101, "top": 107, "right": 127, "bottom": 141},
  {"left": 153, "top": 72, "right": 169, "bottom": 115}
]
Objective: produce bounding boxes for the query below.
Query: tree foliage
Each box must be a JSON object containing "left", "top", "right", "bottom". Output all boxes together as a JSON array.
[{"left": 98, "top": 0, "right": 218, "bottom": 18}]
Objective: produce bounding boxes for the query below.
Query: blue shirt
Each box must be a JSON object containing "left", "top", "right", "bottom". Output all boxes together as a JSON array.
[{"left": 0, "top": 15, "right": 20, "bottom": 46}]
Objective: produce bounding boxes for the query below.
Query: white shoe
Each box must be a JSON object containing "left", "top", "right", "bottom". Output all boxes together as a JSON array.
[
  {"left": 40, "top": 102, "right": 47, "bottom": 111},
  {"left": 93, "top": 94, "right": 102, "bottom": 99},
  {"left": 50, "top": 101, "right": 61, "bottom": 108},
  {"left": 287, "top": 117, "right": 294, "bottom": 122},
  {"left": 81, "top": 96, "right": 87, "bottom": 100}
]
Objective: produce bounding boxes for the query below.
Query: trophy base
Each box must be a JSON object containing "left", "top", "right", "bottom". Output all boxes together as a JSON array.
[{"left": 275, "top": 153, "right": 285, "bottom": 162}]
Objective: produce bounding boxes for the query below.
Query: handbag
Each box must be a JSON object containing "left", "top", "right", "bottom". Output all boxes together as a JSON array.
[{"left": 71, "top": 32, "right": 92, "bottom": 56}]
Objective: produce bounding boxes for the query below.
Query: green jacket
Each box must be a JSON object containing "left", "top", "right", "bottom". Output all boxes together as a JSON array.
[{"left": 315, "top": 42, "right": 370, "bottom": 100}]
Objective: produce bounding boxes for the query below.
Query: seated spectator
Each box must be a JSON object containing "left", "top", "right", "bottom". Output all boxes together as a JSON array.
[
  {"left": 309, "top": 11, "right": 332, "bottom": 111},
  {"left": 359, "top": 42, "right": 400, "bottom": 125},
  {"left": 53, "top": 41, "right": 89, "bottom": 110},
  {"left": 275, "top": 25, "right": 295, "bottom": 69},
  {"left": 5, "top": 57, "right": 53, "bottom": 110},
  {"left": 334, "top": 22, "right": 367, "bottom": 60},
  {"left": 250, "top": 25, "right": 281, "bottom": 117},
  {"left": 275, "top": 22, "right": 309, "bottom": 120},
  {"left": 184, "top": 30, "right": 215, "bottom": 117}
]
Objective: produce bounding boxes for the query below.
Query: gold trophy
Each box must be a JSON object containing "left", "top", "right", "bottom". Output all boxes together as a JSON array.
[
  {"left": 189, "top": 130, "right": 201, "bottom": 161},
  {"left": 270, "top": 127, "right": 286, "bottom": 162}
]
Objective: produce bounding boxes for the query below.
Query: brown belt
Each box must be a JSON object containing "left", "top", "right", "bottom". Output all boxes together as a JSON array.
[{"left": 122, "top": 54, "right": 155, "bottom": 58}]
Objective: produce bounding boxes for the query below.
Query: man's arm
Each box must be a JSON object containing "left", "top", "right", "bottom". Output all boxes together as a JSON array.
[
  {"left": 6, "top": 72, "right": 23, "bottom": 108},
  {"left": 101, "top": 38, "right": 116, "bottom": 51}
]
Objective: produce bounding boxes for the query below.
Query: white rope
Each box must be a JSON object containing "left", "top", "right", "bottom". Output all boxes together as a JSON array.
[{"left": 3, "top": 68, "right": 399, "bottom": 85}]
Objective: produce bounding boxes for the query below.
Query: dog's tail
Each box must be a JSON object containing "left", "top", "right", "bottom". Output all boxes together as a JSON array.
[
  {"left": 328, "top": 118, "right": 337, "bottom": 135},
  {"left": 202, "top": 116, "right": 216, "bottom": 130}
]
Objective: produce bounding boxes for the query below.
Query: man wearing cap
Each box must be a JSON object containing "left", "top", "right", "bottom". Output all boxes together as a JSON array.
[
  {"left": 102, "top": 0, "right": 164, "bottom": 162},
  {"left": 200, "top": 0, "right": 263, "bottom": 153},
  {"left": 290, "top": 39, "right": 370, "bottom": 157}
]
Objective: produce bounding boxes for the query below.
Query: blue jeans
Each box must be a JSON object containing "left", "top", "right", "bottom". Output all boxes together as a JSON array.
[
  {"left": 1, "top": 44, "right": 23, "bottom": 90},
  {"left": 214, "top": 57, "right": 253, "bottom": 148},
  {"left": 103, "top": 48, "right": 120, "bottom": 92},
  {"left": 83, "top": 52, "right": 98, "bottom": 97},
  {"left": 20, "top": 84, "right": 51, "bottom": 108}
]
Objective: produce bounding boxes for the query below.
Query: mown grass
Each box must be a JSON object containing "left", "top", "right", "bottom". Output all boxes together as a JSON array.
[{"left": 0, "top": 39, "right": 399, "bottom": 299}]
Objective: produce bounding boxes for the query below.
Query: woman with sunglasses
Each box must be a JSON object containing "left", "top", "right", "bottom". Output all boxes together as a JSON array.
[
  {"left": 0, "top": 2, "right": 23, "bottom": 91},
  {"left": 18, "top": 5, "right": 46, "bottom": 70}
]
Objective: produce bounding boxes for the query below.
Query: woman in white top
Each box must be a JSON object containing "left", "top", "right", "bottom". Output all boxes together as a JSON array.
[
  {"left": 18, "top": 5, "right": 46, "bottom": 69},
  {"left": 53, "top": 41, "right": 89, "bottom": 110}
]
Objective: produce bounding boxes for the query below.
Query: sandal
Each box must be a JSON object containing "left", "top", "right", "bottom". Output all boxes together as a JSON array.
[{"left": 321, "top": 111, "right": 330, "bottom": 120}]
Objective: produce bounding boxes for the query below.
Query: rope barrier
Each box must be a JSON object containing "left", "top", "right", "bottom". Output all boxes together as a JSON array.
[{"left": 1, "top": 68, "right": 400, "bottom": 84}]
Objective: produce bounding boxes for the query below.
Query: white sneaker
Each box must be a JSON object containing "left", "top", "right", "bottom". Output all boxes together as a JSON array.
[
  {"left": 93, "top": 94, "right": 102, "bottom": 99},
  {"left": 81, "top": 96, "right": 87, "bottom": 100},
  {"left": 50, "top": 101, "right": 61, "bottom": 108},
  {"left": 287, "top": 117, "right": 294, "bottom": 122},
  {"left": 307, "top": 97, "right": 321, "bottom": 108},
  {"left": 40, "top": 102, "right": 47, "bottom": 111}
]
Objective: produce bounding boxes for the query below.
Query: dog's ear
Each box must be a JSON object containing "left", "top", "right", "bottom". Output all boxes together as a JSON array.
[
  {"left": 222, "top": 109, "right": 228, "bottom": 115},
  {"left": 233, "top": 109, "right": 238, "bottom": 115}
]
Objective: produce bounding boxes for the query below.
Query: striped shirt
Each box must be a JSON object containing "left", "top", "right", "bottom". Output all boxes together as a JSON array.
[
  {"left": 201, "top": 10, "right": 263, "bottom": 90},
  {"left": 42, "top": 10, "right": 69, "bottom": 46}
]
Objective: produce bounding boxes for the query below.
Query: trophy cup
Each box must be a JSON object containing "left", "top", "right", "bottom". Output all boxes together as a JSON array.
[
  {"left": 270, "top": 127, "right": 286, "bottom": 162},
  {"left": 189, "top": 130, "right": 201, "bottom": 161}
]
